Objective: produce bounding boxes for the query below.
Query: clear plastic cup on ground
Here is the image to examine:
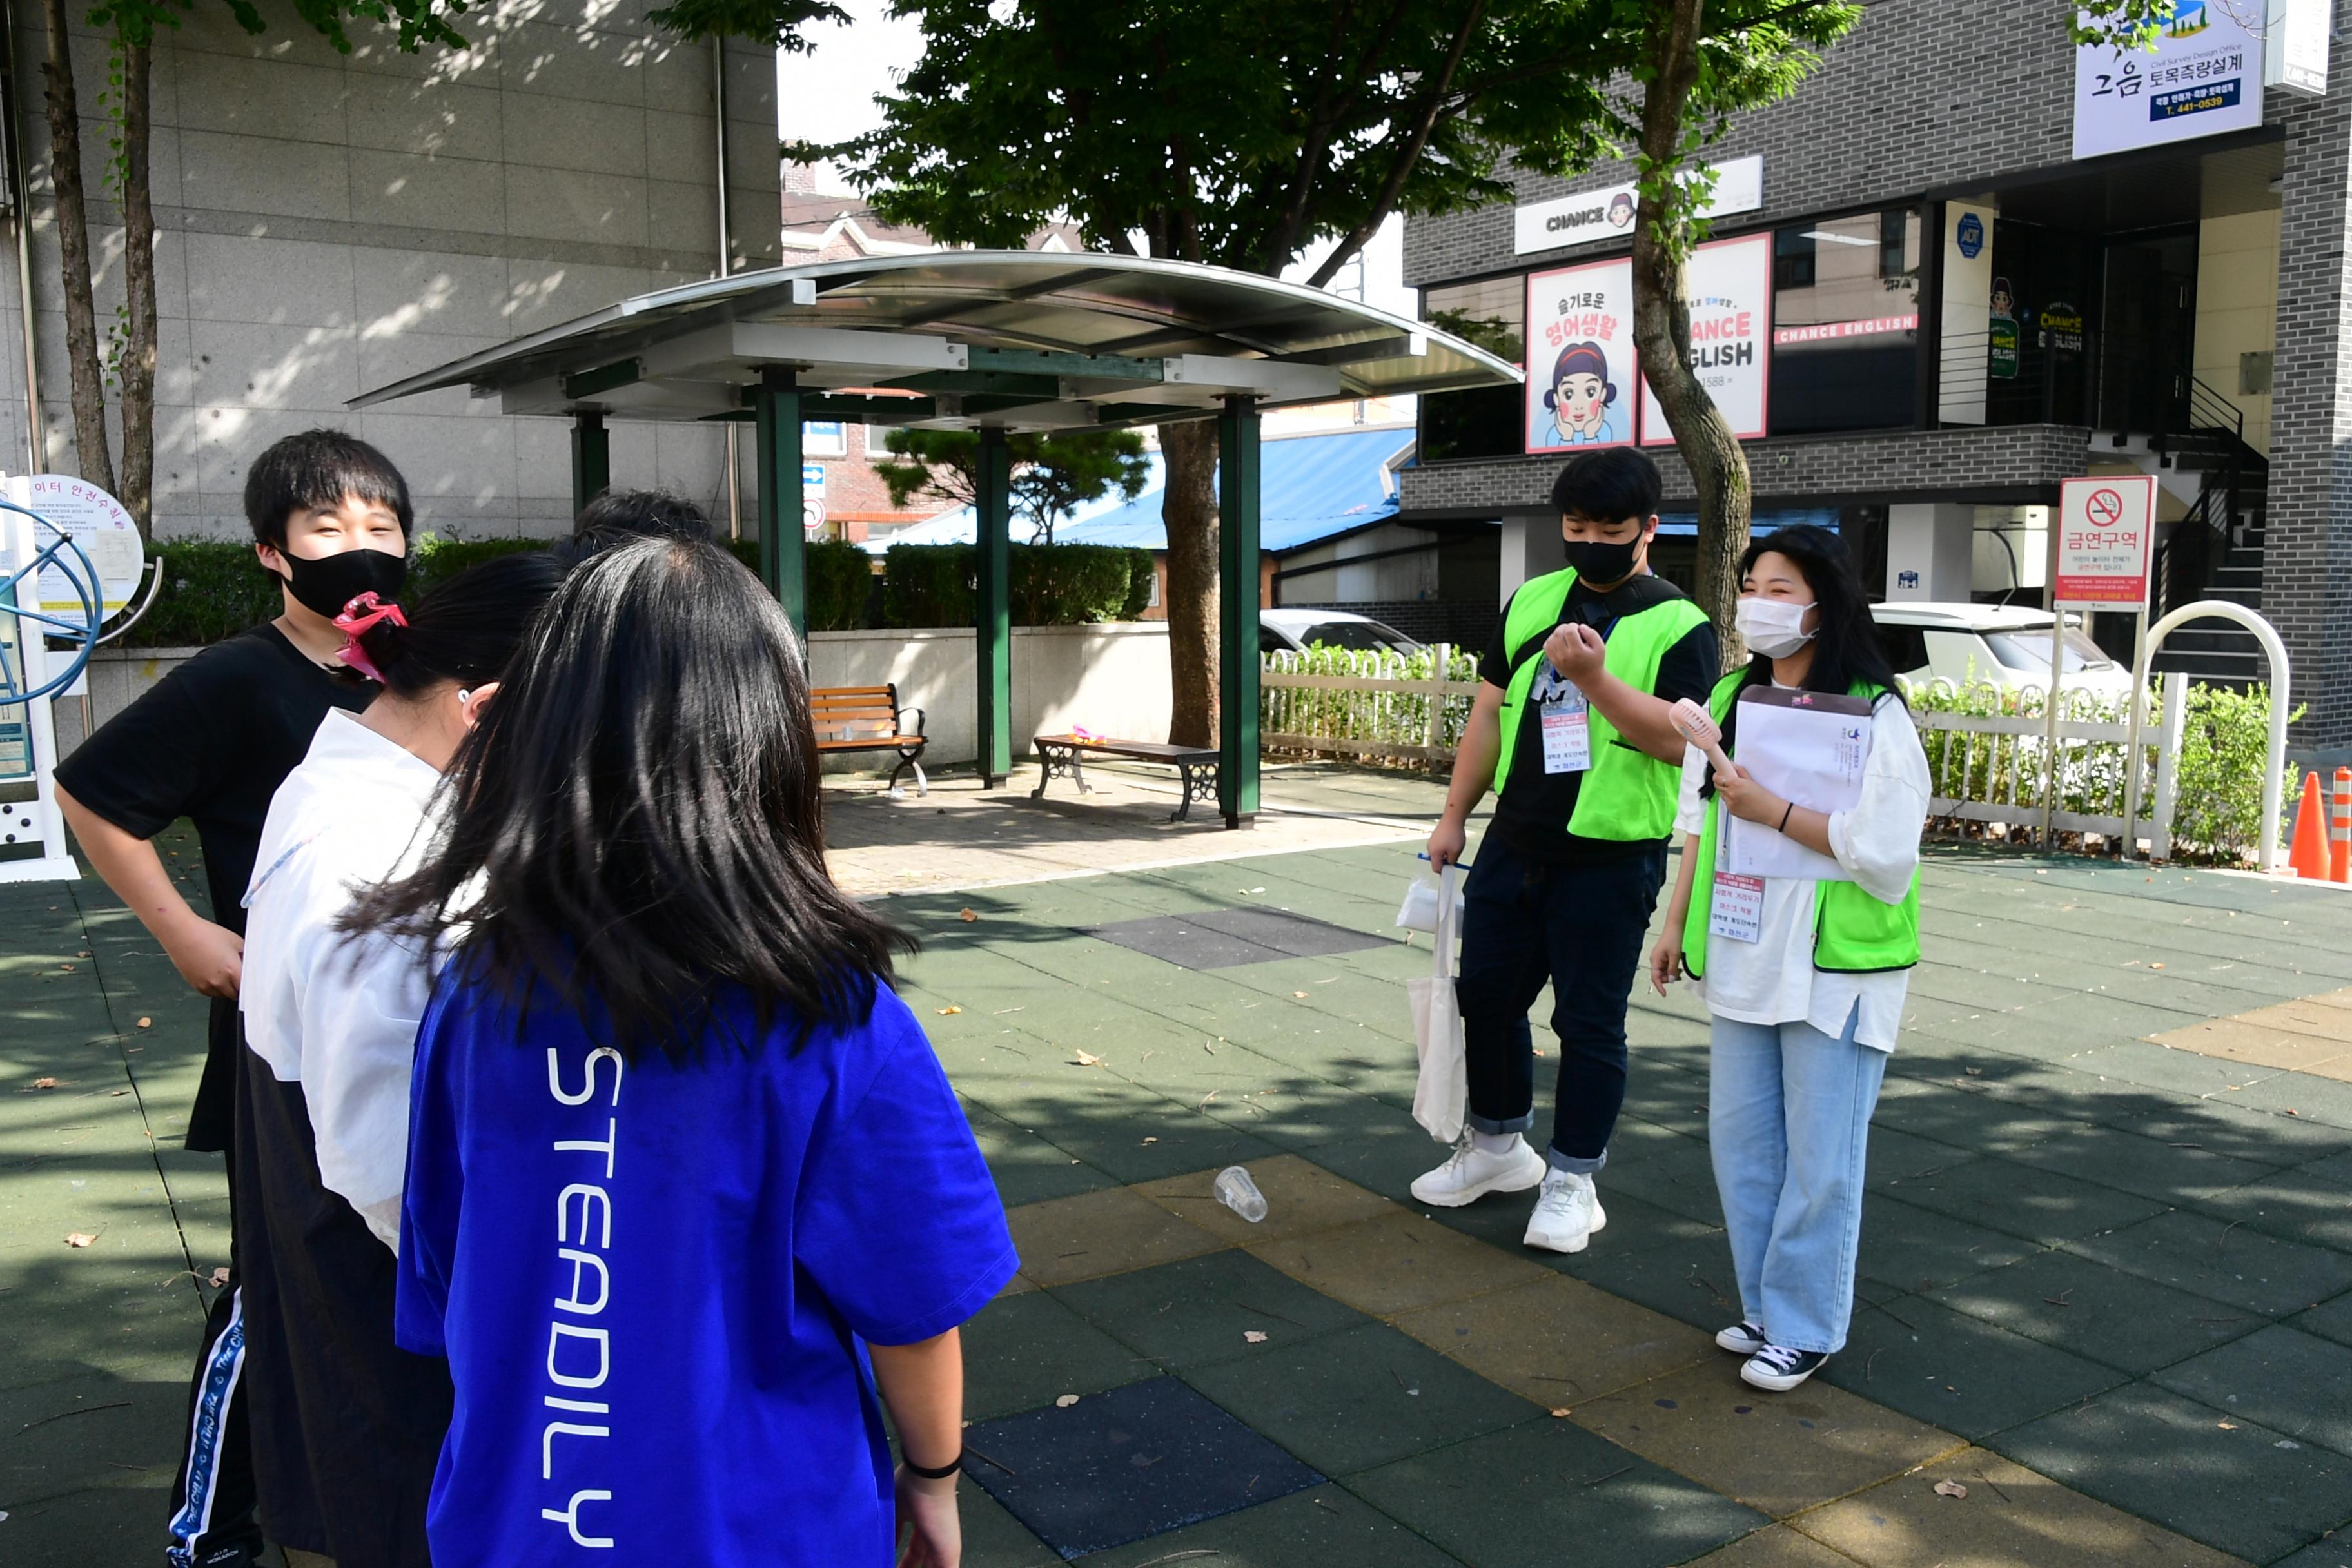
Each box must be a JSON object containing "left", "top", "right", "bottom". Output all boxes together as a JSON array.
[{"left": 1214, "top": 1164, "right": 1268, "bottom": 1223}]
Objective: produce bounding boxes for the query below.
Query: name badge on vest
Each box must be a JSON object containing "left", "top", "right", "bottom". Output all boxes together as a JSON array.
[
  {"left": 1709, "top": 873, "right": 1765, "bottom": 944},
  {"left": 1533, "top": 665, "right": 1591, "bottom": 774}
]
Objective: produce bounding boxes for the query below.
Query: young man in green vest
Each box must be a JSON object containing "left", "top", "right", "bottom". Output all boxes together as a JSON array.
[{"left": 1416, "top": 446, "right": 1720, "bottom": 1252}]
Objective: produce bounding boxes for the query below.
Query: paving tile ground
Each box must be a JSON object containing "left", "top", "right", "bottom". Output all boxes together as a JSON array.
[{"left": 11, "top": 769, "right": 2352, "bottom": 1563}]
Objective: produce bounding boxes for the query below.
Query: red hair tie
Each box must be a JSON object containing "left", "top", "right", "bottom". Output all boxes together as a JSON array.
[{"left": 333, "top": 591, "right": 407, "bottom": 683}]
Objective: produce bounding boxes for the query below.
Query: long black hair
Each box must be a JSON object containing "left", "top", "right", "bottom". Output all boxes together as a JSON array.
[
  {"left": 1732, "top": 524, "right": 1897, "bottom": 699},
  {"left": 1710, "top": 524, "right": 1902, "bottom": 785},
  {"left": 344, "top": 537, "right": 911, "bottom": 1063},
  {"left": 350, "top": 551, "right": 567, "bottom": 700}
]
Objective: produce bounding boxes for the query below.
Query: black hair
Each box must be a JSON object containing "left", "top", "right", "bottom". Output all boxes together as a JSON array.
[
  {"left": 1707, "top": 523, "right": 1903, "bottom": 792},
  {"left": 555, "top": 489, "right": 715, "bottom": 567},
  {"left": 243, "top": 428, "right": 415, "bottom": 549},
  {"left": 344, "top": 537, "right": 911, "bottom": 1064},
  {"left": 1549, "top": 446, "right": 1660, "bottom": 523},
  {"left": 352, "top": 551, "right": 567, "bottom": 701}
]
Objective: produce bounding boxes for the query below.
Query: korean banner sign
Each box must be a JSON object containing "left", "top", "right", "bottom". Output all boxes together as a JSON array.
[
  {"left": 1639, "top": 233, "right": 1771, "bottom": 446},
  {"left": 2055, "top": 475, "right": 2155, "bottom": 608},
  {"left": 1524, "top": 258, "right": 1636, "bottom": 455},
  {"left": 2072, "top": 0, "right": 2262, "bottom": 160}
]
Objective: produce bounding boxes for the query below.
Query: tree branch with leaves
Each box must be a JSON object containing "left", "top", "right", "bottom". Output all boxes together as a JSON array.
[{"left": 872, "top": 427, "right": 1148, "bottom": 545}]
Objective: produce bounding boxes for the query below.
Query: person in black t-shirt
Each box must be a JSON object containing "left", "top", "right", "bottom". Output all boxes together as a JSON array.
[
  {"left": 1414, "top": 448, "right": 1720, "bottom": 1256},
  {"left": 54, "top": 428, "right": 414, "bottom": 1568}
]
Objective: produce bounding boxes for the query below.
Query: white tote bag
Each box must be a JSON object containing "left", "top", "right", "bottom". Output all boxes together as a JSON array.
[{"left": 1409, "top": 863, "right": 1467, "bottom": 1143}]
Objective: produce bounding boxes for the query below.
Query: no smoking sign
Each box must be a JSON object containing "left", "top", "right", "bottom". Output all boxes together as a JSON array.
[{"left": 2055, "top": 475, "right": 2155, "bottom": 609}]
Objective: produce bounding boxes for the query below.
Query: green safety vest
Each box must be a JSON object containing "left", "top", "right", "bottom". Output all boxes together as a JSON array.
[
  {"left": 1491, "top": 566, "right": 1710, "bottom": 843},
  {"left": 1681, "top": 669, "right": 1921, "bottom": 980}
]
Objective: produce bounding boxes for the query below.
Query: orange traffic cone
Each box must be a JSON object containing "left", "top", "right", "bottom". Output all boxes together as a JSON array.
[
  {"left": 2291, "top": 771, "right": 2331, "bottom": 879},
  {"left": 2333, "top": 767, "right": 2351, "bottom": 883}
]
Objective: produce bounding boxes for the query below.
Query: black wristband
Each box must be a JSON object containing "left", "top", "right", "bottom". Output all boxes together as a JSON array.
[
  {"left": 1778, "top": 801, "right": 1794, "bottom": 833},
  {"left": 903, "top": 1451, "right": 962, "bottom": 1480}
]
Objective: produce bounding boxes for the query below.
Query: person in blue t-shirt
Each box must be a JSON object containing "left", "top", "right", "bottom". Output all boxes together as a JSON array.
[{"left": 343, "top": 538, "right": 1017, "bottom": 1567}]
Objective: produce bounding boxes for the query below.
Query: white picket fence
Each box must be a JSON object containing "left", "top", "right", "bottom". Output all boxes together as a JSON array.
[
  {"left": 1260, "top": 649, "right": 2194, "bottom": 858},
  {"left": 1259, "top": 645, "right": 1483, "bottom": 763},
  {"left": 1905, "top": 676, "right": 2188, "bottom": 858}
]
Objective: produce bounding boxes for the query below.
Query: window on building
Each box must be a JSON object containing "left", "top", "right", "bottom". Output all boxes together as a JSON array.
[
  {"left": 1769, "top": 208, "right": 1921, "bottom": 436},
  {"left": 1418, "top": 276, "right": 1525, "bottom": 462}
]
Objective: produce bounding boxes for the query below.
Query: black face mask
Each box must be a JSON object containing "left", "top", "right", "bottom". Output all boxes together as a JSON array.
[
  {"left": 1564, "top": 535, "right": 1643, "bottom": 586},
  {"left": 276, "top": 545, "right": 407, "bottom": 620}
]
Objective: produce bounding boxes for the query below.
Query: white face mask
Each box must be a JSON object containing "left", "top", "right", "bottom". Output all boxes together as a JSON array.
[{"left": 1735, "top": 596, "right": 1816, "bottom": 659}]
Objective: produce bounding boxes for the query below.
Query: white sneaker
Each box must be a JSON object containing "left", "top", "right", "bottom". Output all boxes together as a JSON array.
[
  {"left": 1522, "top": 1170, "right": 1607, "bottom": 1253},
  {"left": 1410, "top": 1135, "right": 1547, "bottom": 1208}
]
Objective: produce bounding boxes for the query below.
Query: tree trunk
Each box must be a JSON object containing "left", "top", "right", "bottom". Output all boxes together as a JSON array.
[
  {"left": 119, "top": 37, "right": 155, "bottom": 536},
  {"left": 1629, "top": 0, "right": 1750, "bottom": 669},
  {"left": 38, "top": 0, "right": 114, "bottom": 499},
  {"left": 1158, "top": 418, "right": 1219, "bottom": 747},
  {"left": 1630, "top": 233, "right": 1749, "bottom": 667}
]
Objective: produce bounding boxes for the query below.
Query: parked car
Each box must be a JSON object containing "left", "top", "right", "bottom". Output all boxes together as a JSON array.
[
  {"left": 1259, "top": 608, "right": 1426, "bottom": 657},
  {"left": 1870, "top": 602, "right": 2133, "bottom": 699}
]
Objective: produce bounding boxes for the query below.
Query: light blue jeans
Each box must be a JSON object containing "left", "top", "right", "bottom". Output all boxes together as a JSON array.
[{"left": 1707, "top": 1006, "right": 1886, "bottom": 1355}]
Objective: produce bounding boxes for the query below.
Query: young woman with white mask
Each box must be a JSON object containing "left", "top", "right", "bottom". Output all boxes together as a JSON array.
[{"left": 1647, "top": 525, "right": 1930, "bottom": 1393}]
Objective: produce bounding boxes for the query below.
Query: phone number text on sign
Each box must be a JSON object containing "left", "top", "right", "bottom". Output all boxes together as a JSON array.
[{"left": 2053, "top": 476, "right": 2155, "bottom": 608}]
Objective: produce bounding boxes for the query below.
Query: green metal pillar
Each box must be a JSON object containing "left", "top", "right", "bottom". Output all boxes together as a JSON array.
[
  {"left": 753, "top": 368, "right": 806, "bottom": 633},
  {"left": 569, "top": 410, "right": 609, "bottom": 518},
  {"left": 974, "top": 426, "right": 1014, "bottom": 787},
  {"left": 1217, "top": 396, "right": 1260, "bottom": 828}
]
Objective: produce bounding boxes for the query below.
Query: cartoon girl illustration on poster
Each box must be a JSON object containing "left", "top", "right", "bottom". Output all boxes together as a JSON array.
[
  {"left": 1606, "top": 191, "right": 1636, "bottom": 231},
  {"left": 1537, "top": 341, "right": 1622, "bottom": 447}
]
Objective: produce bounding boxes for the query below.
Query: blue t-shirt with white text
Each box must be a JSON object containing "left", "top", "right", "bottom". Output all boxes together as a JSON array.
[{"left": 394, "top": 975, "right": 1017, "bottom": 1566}]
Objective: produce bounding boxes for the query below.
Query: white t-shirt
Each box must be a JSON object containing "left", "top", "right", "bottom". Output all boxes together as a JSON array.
[
  {"left": 1673, "top": 689, "right": 1930, "bottom": 1051},
  {"left": 240, "top": 709, "right": 444, "bottom": 1252}
]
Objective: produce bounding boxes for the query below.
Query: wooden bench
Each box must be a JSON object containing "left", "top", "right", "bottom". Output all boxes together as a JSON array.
[
  {"left": 1032, "top": 733, "right": 1220, "bottom": 822},
  {"left": 812, "top": 685, "right": 928, "bottom": 796}
]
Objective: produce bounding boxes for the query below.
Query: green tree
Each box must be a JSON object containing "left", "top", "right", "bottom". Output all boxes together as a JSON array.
[
  {"left": 872, "top": 427, "right": 1150, "bottom": 544},
  {"left": 815, "top": 0, "right": 1628, "bottom": 745}
]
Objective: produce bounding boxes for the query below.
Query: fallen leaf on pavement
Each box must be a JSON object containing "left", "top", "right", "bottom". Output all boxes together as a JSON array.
[
  {"left": 1292, "top": 991, "right": 1309, "bottom": 999},
  {"left": 958, "top": 908, "right": 977, "bottom": 923},
  {"left": 64, "top": 1233, "right": 95, "bottom": 1248},
  {"left": 30, "top": 1078, "right": 60, "bottom": 1090},
  {"left": 1243, "top": 1331, "right": 1268, "bottom": 1344},
  {"left": 57, "top": 964, "right": 75, "bottom": 972},
  {"left": 2219, "top": 1420, "right": 2239, "bottom": 1430},
  {"left": 2150, "top": 962, "right": 2165, "bottom": 969},
  {"left": 1071, "top": 1049, "right": 1102, "bottom": 1066},
  {"left": 1933, "top": 1480, "right": 1968, "bottom": 1500},
  {"left": 1141, "top": 1137, "right": 1157, "bottom": 1144},
  {"left": 135, "top": 1018, "right": 151, "bottom": 1029},
  {"left": 210, "top": 1267, "right": 230, "bottom": 1288},
  {"left": 1054, "top": 1395, "right": 1079, "bottom": 1408},
  {"left": 1549, "top": 1408, "right": 1572, "bottom": 1418},
  {"left": 936, "top": 1006, "right": 963, "bottom": 1015}
]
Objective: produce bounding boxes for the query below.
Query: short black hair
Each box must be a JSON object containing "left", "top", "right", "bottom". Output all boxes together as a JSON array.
[
  {"left": 556, "top": 489, "right": 715, "bottom": 567},
  {"left": 1549, "top": 446, "right": 1661, "bottom": 524},
  {"left": 242, "top": 428, "right": 414, "bottom": 549}
]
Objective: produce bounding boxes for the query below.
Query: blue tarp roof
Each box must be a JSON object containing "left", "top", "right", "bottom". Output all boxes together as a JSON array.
[
  {"left": 1655, "top": 507, "right": 1840, "bottom": 536},
  {"left": 862, "top": 426, "right": 1414, "bottom": 554}
]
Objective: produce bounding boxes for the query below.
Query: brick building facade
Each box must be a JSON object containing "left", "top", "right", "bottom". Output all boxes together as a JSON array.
[{"left": 1402, "top": 0, "right": 2352, "bottom": 747}]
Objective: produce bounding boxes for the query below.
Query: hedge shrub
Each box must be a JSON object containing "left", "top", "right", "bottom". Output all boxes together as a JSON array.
[{"left": 879, "top": 543, "right": 1155, "bottom": 629}]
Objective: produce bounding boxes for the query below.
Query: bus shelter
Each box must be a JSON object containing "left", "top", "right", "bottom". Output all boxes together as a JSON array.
[{"left": 352, "top": 251, "right": 1518, "bottom": 827}]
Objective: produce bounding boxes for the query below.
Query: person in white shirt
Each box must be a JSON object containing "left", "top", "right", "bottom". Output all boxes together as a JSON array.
[
  {"left": 236, "top": 551, "right": 564, "bottom": 1568},
  {"left": 1648, "top": 524, "right": 1930, "bottom": 1394}
]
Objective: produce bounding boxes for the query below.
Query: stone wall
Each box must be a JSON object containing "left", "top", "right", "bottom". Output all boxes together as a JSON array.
[{"left": 0, "top": 0, "right": 780, "bottom": 542}]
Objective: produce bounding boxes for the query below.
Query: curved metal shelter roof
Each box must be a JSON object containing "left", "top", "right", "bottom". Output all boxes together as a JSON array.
[{"left": 349, "top": 250, "right": 1519, "bottom": 433}]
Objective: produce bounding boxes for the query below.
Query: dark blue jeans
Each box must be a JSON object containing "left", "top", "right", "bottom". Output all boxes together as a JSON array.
[{"left": 1457, "top": 834, "right": 1666, "bottom": 1173}]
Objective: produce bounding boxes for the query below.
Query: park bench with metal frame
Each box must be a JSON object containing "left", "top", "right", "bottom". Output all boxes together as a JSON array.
[
  {"left": 1032, "top": 734, "right": 1219, "bottom": 821},
  {"left": 813, "top": 684, "right": 928, "bottom": 796}
]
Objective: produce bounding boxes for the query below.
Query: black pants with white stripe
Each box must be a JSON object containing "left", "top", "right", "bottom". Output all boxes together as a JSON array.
[{"left": 165, "top": 1226, "right": 262, "bottom": 1567}]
